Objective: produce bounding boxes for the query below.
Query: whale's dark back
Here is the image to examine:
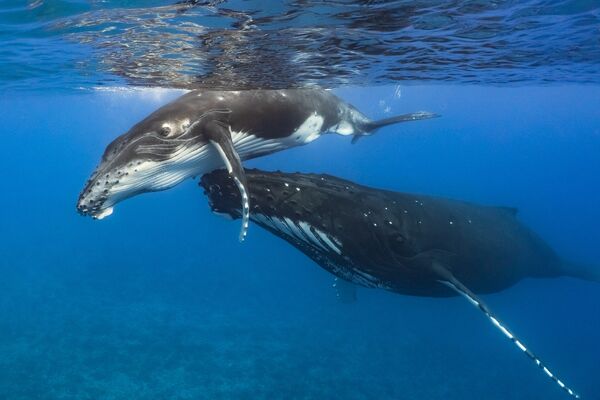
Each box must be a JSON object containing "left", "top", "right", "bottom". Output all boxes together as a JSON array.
[
  {"left": 172, "top": 89, "right": 350, "bottom": 139},
  {"left": 202, "top": 169, "right": 565, "bottom": 296}
]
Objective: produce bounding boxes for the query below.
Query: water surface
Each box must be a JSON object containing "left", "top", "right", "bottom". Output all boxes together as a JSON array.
[{"left": 1, "top": 0, "right": 599, "bottom": 91}]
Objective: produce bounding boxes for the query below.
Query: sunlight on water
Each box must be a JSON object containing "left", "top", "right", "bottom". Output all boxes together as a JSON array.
[{"left": 87, "top": 85, "right": 188, "bottom": 101}]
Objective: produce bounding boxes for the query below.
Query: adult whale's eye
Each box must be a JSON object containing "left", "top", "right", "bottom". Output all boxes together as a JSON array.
[{"left": 160, "top": 125, "right": 172, "bottom": 137}]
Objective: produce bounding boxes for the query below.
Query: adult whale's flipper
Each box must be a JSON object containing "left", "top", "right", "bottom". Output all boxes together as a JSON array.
[
  {"left": 201, "top": 118, "right": 250, "bottom": 242},
  {"left": 352, "top": 111, "right": 439, "bottom": 144},
  {"left": 426, "top": 257, "right": 580, "bottom": 399}
]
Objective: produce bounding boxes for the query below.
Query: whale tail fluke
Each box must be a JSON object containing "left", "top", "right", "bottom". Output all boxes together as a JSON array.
[
  {"left": 562, "top": 261, "right": 600, "bottom": 283},
  {"left": 352, "top": 111, "right": 439, "bottom": 144}
]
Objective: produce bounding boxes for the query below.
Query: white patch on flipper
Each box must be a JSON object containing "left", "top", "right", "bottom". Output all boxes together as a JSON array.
[
  {"left": 207, "top": 139, "right": 249, "bottom": 241},
  {"left": 438, "top": 279, "right": 580, "bottom": 399},
  {"left": 463, "top": 292, "right": 480, "bottom": 307},
  {"left": 490, "top": 316, "right": 514, "bottom": 339},
  {"left": 232, "top": 176, "right": 250, "bottom": 241},
  {"left": 499, "top": 325, "right": 513, "bottom": 339},
  {"left": 210, "top": 140, "right": 233, "bottom": 173},
  {"left": 515, "top": 340, "right": 527, "bottom": 352}
]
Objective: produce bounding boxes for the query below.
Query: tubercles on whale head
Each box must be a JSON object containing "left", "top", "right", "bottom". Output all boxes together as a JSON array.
[{"left": 77, "top": 99, "right": 215, "bottom": 219}]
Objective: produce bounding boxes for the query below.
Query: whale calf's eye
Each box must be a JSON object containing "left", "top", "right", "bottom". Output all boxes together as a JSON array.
[{"left": 160, "top": 125, "right": 172, "bottom": 137}]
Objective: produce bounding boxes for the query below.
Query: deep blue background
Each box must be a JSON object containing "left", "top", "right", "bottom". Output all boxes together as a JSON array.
[{"left": 0, "top": 85, "right": 598, "bottom": 399}]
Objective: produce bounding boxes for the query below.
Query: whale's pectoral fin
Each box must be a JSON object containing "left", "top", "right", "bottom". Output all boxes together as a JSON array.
[
  {"left": 428, "top": 260, "right": 579, "bottom": 399},
  {"left": 333, "top": 277, "right": 357, "bottom": 303},
  {"left": 204, "top": 120, "right": 250, "bottom": 242}
]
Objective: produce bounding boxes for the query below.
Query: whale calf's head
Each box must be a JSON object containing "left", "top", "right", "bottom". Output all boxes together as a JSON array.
[{"left": 77, "top": 94, "right": 217, "bottom": 219}]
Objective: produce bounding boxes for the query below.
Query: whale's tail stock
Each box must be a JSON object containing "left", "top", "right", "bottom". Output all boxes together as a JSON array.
[
  {"left": 352, "top": 111, "right": 440, "bottom": 144},
  {"left": 562, "top": 260, "right": 600, "bottom": 283}
]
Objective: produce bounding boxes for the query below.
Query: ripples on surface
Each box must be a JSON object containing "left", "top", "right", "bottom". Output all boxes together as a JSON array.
[{"left": 1, "top": 0, "right": 599, "bottom": 91}]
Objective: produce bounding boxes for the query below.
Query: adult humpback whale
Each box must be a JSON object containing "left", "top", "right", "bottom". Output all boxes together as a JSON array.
[
  {"left": 201, "top": 168, "right": 599, "bottom": 398},
  {"left": 77, "top": 88, "right": 437, "bottom": 240}
]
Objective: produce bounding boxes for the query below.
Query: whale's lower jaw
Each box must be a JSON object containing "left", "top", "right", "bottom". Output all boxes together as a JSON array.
[{"left": 92, "top": 207, "right": 113, "bottom": 220}]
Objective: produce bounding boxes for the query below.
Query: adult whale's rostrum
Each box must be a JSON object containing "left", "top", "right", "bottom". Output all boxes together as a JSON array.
[
  {"left": 76, "top": 88, "right": 437, "bottom": 240},
  {"left": 202, "top": 168, "right": 600, "bottom": 398}
]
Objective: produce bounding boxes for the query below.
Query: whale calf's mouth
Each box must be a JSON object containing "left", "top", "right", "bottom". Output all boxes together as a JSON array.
[{"left": 93, "top": 207, "right": 114, "bottom": 220}]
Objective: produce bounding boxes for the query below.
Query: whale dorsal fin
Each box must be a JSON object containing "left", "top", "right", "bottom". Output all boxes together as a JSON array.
[
  {"left": 203, "top": 119, "right": 250, "bottom": 242},
  {"left": 428, "top": 260, "right": 580, "bottom": 398}
]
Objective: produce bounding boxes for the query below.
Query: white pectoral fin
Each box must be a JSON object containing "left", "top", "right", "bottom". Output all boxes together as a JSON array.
[
  {"left": 206, "top": 121, "right": 250, "bottom": 242},
  {"left": 432, "top": 263, "right": 579, "bottom": 399},
  {"left": 211, "top": 140, "right": 234, "bottom": 174}
]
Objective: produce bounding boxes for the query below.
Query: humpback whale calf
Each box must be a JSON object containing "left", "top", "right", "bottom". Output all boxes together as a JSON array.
[
  {"left": 201, "top": 168, "right": 599, "bottom": 398},
  {"left": 77, "top": 88, "right": 437, "bottom": 240}
]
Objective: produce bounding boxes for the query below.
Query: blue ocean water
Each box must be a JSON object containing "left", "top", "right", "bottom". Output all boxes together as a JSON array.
[
  {"left": 1, "top": 85, "right": 599, "bottom": 400},
  {"left": 1, "top": 2, "right": 600, "bottom": 400}
]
